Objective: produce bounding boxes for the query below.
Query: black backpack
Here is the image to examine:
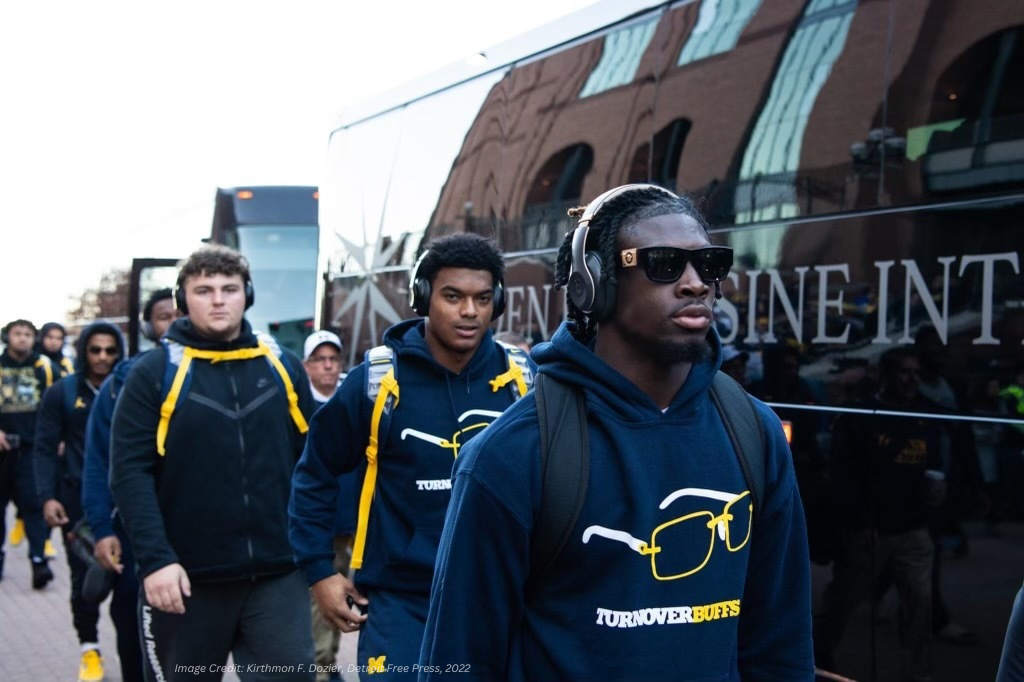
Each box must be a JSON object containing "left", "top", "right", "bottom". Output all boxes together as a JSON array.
[{"left": 530, "top": 371, "right": 766, "bottom": 577}]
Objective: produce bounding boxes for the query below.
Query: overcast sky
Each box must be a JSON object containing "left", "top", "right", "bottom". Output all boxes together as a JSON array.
[{"left": 0, "top": 0, "right": 595, "bottom": 327}]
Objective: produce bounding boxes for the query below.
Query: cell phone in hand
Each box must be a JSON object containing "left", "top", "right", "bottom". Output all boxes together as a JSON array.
[{"left": 346, "top": 595, "right": 368, "bottom": 617}]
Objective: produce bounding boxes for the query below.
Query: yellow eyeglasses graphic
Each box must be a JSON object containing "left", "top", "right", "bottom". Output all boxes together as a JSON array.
[
  {"left": 582, "top": 488, "right": 753, "bottom": 581},
  {"left": 399, "top": 409, "right": 503, "bottom": 458}
]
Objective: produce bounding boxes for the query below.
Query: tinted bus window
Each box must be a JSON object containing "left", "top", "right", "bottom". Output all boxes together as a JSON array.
[{"left": 320, "top": 4, "right": 1024, "bottom": 677}]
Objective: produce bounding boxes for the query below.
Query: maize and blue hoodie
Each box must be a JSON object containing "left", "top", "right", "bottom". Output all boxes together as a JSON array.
[
  {"left": 419, "top": 322, "right": 814, "bottom": 681},
  {"left": 290, "top": 318, "right": 532, "bottom": 596}
]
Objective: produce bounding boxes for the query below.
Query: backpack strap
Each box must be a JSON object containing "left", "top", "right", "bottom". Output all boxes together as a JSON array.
[
  {"left": 35, "top": 356, "right": 54, "bottom": 388},
  {"left": 490, "top": 342, "right": 534, "bottom": 399},
  {"left": 352, "top": 341, "right": 531, "bottom": 571},
  {"left": 352, "top": 345, "right": 400, "bottom": 570},
  {"left": 155, "top": 338, "right": 308, "bottom": 456},
  {"left": 63, "top": 377, "right": 79, "bottom": 418},
  {"left": 530, "top": 373, "right": 589, "bottom": 579},
  {"left": 530, "top": 370, "right": 766, "bottom": 581},
  {"left": 709, "top": 371, "right": 765, "bottom": 519}
]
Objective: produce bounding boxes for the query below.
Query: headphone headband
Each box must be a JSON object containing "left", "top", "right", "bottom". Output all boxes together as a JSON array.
[
  {"left": 568, "top": 183, "right": 680, "bottom": 320},
  {"left": 576, "top": 183, "right": 678, "bottom": 228}
]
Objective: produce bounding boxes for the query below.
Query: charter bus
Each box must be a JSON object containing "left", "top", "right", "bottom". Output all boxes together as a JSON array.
[
  {"left": 320, "top": 1, "right": 1024, "bottom": 679},
  {"left": 127, "top": 185, "right": 319, "bottom": 356}
]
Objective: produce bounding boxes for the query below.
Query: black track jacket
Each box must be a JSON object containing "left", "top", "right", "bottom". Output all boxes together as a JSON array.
[{"left": 110, "top": 318, "right": 315, "bottom": 582}]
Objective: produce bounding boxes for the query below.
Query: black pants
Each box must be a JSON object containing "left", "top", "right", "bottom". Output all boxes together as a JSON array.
[
  {"left": 57, "top": 481, "right": 101, "bottom": 645},
  {"left": 0, "top": 447, "right": 49, "bottom": 561},
  {"left": 111, "top": 522, "right": 144, "bottom": 682},
  {"left": 138, "top": 569, "right": 314, "bottom": 681}
]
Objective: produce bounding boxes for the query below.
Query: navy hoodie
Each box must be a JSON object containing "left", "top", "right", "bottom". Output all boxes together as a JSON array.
[
  {"left": 419, "top": 322, "right": 814, "bottom": 681},
  {"left": 33, "top": 321, "right": 124, "bottom": 502},
  {"left": 290, "top": 319, "right": 532, "bottom": 596}
]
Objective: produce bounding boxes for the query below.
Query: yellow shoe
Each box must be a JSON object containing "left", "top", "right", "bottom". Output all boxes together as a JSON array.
[
  {"left": 79, "top": 649, "right": 104, "bottom": 682},
  {"left": 9, "top": 518, "right": 25, "bottom": 546},
  {"left": 44, "top": 538, "right": 57, "bottom": 558}
]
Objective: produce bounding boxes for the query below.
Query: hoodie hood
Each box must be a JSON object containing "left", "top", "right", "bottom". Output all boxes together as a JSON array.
[
  {"left": 35, "top": 322, "right": 67, "bottom": 360},
  {"left": 381, "top": 318, "right": 499, "bottom": 382},
  {"left": 531, "top": 321, "right": 723, "bottom": 419},
  {"left": 164, "top": 316, "right": 258, "bottom": 351},
  {"left": 74, "top": 321, "right": 126, "bottom": 372}
]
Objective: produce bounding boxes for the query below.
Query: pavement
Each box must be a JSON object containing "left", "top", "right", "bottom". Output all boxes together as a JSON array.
[{"left": 1, "top": 505, "right": 358, "bottom": 682}]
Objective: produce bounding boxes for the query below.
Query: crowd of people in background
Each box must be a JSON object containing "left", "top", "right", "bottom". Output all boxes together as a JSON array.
[{"left": 2, "top": 184, "right": 1023, "bottom": 682}]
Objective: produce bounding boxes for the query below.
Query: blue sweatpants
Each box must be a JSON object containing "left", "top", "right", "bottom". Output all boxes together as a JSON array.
[{"left": 356, "top": 589, "right": 429, "bottom": 680}]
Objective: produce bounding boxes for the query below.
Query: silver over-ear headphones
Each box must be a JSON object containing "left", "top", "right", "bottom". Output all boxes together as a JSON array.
[{"left": 567, "top": 183, "right": 679, "bottom": 321}]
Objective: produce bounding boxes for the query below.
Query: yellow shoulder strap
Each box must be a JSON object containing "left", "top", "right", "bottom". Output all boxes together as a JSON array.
[
  {"left": 156, "top": 341, "right": 308, "bottom": 456},
  {"left": 262, "top": 346, "right": 309, "bottom": 434},
  {"left": 351, "top": 368, "right": 399, "bottom": 570},
  {"left": 35, "top": 357, "right": 54, "bottom": 388},
  {"left": 157, "top": 349, "right": 195, "bottom": 456},
  {"left": 487, "top": 350, "right": 528, "bottom": 393}
]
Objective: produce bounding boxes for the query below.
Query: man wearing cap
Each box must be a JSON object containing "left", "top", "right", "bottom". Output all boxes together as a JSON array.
[{"left": 302, "top": 330, "right": 359, "bottom": 682}]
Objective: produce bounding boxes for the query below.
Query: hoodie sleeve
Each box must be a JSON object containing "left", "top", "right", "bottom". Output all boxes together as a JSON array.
[
  {"left": 735, "top": 401, "right": 815, "bottom": 681},
  {"left": 82, "top": 372, "right": 120, "bottom": 539},
  {"left": 289, "top": 365, "right": 371, "bottom": 585},
  {"left": 32, "top": 376, "right": 68, "bottom": 502},
  {"left": 110, "top": 350, "right": 180, "bottom": 577}
]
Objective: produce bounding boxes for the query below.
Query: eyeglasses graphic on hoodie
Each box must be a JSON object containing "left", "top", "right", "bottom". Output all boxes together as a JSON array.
[{"left": 582, "top": 488, "right": 752, "bottom": 581}]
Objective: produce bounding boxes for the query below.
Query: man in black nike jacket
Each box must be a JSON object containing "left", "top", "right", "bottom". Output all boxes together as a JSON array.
[{"left": 111, "top": 245, "right": 316, "bottom": 682}]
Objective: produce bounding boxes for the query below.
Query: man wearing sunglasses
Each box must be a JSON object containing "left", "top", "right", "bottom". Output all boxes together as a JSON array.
[
  {"left": 420, "top": 184, "right": 813, "bottom": 681},
  {"left": 33, "top": 319, "right": 124, "bottom": 682}
]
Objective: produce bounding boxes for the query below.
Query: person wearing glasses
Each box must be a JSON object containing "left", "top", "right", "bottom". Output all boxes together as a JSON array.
[
  {"left": 78, "top": 288, "right": 180, "bottom": 682},
  {"left": 33, "top": 320, "right": 124, "bottom": 682},
  {"left": 419, "top": 184, "right": 813, "bottom": 681},
  {"left": 301, "top": 329, "right": 359, "bottom": 682}
]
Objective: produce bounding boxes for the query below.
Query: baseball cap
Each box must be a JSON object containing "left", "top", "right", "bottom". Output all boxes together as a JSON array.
[
  {"left": 304, "top": 330, "right": 343, "bottom": 361},
  {"left": 721, "top": 345, "right": 749, "bottom": 364}
]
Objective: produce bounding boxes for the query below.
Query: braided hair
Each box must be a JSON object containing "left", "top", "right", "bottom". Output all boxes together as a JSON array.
[{"left": 554, "top": 186, "right": 711, "bottom": 342}]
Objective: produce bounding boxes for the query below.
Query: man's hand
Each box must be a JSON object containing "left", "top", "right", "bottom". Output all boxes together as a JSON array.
[
  {"left": 143, "top": 563, "right": 192, "bottom": 614},
  {"left": 0, "top": 430, "right": 11, "bottom": 451},
  {"left": 42, "top": 499, "right": 69, "bottom": 527},
  {"left": 311, "top": 573, "right": 368, "bottom": 633},
  {"left": 94, "top": 535, "right": 124, "bottom": 573}
]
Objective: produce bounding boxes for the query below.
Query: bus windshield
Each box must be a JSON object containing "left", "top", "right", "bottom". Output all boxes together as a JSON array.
[{"left": 235, "top": 223, "right": 318, "bottom": 349}]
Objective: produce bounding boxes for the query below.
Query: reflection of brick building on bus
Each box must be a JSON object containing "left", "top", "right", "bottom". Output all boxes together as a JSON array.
[{"left": 429, "top": 0, "right": 1022, "bottom": 290}]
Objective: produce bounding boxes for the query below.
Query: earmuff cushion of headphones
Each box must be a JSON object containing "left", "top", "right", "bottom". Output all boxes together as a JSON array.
[
  {"left": 584, "top": 252, "right": 615, "bottom": 321},
  {"left": 174, "top": 286, "right": 188, "bottom": 315},
  {"left": 411, "top": 276, "right": 431, "bottom": 317}
]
